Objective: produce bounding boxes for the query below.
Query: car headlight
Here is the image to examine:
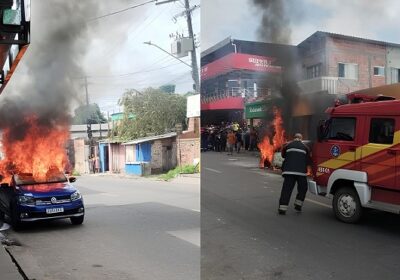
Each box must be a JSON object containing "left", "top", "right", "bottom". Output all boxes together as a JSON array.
[
  {"left": 71, "top": 191, "right": 82, "bottom": 201},
  {"left": 18, "top": 195, "right": 35, "bottom": 206}
]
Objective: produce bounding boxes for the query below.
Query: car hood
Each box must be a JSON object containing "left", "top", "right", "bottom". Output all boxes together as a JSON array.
[{"left": 17, "top": 182, "right": 77, "bottom": 198}]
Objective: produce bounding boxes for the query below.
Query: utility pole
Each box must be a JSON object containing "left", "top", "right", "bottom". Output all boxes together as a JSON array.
[
  {"left": 84, "top": 76, "right": 93, "bottom": 161},
  {"left": 154, "top": 0, "right": 200, "bottom": 92},
  {"left": 184, "top": 0, "right": 199, "bottom": 93}
]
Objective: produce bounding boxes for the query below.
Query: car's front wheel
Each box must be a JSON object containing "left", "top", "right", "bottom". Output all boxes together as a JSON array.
[
  {"left": 0, "top": 209, "right": 5, "bottom": 221},
  {"left": 70, "top": 215, "right": 84, "bottom": 225},
  {"left": 10, "top": 206, "right": 23, "bottom": 231}
]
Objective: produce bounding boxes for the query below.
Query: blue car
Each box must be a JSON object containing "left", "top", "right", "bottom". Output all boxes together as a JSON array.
[{"left": 0, "top": 170, "right": 84, "bottom": 230}]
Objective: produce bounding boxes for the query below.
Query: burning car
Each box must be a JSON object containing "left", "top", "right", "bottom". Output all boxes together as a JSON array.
[{"left": 0, "top": 169, "right": 84, "bottom": 230}]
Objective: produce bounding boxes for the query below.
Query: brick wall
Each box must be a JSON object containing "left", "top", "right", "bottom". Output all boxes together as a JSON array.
[
  {"left": 177, "top": 137, "right": 200, "bottom": 166},
  {"left": 151, "top": 140, "right": 163, "bottom": 172},
  {"left": 326, "top": 37, "right": 386, "bottom": 93},
  {"left": 151, "top": 138, "right": 177, "bottom": 173},
  {"left": 299, "top": 35, "right": 327, "bottom": 78}
]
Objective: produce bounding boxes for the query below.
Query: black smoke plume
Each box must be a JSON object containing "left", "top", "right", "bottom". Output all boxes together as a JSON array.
[
  {"left": 0, "top": 0, "right": 105, "bottom": 141},
  {"left": 251, "top": 0, "right": 301, "bottom": 137}
]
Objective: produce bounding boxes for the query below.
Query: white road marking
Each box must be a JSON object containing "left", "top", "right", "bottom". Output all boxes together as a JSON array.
[
  {"left": 204, "top": 167, "right": 222, "bottom": 174},
  {"left": 305, "top": 198, "right": 332, "bottom": 208},
  {"left": 167, "top": 228, "right": 200, "bottom": 247},
  {"left": 190, "top": 209, "right": 200, "bottom": 212}
]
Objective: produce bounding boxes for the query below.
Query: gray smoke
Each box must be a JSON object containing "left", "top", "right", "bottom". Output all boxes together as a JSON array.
[
  {"left": 0, "top": 0, "right": 115, "bottom": 141},
  {"left": 250, "top": 0, "right": 302, "bottom": 137},
  {"left": 252, "top": 0, "right": 291, "bottom": 44}
]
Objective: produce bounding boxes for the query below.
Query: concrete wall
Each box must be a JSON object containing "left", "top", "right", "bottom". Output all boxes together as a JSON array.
[
  {"left": 73, "top": 138, "right": 89, "bottom": 174},
  {"left": 386, "top": 47, "right": 400, "bottom": 84}
]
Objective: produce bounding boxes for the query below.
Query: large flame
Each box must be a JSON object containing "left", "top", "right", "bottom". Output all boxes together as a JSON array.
[
  {"left": 0, "top": 116, "right": 70, "bottom": 183},
  {"left": 258, "top": 107, "right": 286, "bottom": 168}
]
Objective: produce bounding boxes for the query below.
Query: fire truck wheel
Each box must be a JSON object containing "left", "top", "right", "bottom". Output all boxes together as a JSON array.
[{"left": 333, "top": 187, "right": 363, "bottom": 223}]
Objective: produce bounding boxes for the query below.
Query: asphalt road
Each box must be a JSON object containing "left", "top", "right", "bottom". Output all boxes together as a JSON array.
[
  {"left": 202, "top": 151, "right": 400, "bottom": 280},
  {"left": 2, "top": 174, "right": 200, "bottom": 280}
]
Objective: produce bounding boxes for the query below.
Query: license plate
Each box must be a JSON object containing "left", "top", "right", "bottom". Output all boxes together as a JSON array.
[{"left": 46, "top": 207, "right": 64, "bottom": 214}]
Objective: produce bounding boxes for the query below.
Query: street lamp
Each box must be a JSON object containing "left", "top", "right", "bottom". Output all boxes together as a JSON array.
[{"left": 143, "top": 41, "right": 192, "bottom": 68}]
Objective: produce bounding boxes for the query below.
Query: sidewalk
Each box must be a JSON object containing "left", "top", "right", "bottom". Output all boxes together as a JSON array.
[
  {"left": 0, "top": 222, "right": 23, "bottom": 279},
  {"left": 0, "top": 242, "right": 23, "bottom": 280}
]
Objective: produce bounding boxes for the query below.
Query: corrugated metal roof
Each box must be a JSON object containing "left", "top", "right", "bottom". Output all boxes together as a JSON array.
[{"left": 122, "top": 132, "right": 177, "bottom": 145}]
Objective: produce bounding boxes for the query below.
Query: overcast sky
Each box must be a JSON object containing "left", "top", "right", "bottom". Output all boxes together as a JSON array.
[
  {"left": 202, "top": 0, "right": 400, "bottom": 51},
  {"left": 4, "top": 0, "right": 200, "bottom": 115}
]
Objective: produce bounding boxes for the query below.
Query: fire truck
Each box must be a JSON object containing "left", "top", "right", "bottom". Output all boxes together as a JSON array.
[{"left": 308, "top": 93, "right": 400, "bottom": 223}]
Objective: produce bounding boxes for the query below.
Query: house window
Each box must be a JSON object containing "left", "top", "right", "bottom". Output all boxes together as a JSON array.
[
  {"left": 338, "top": 63, "right": 358, "bottom": 80},
  {"left": 391, "top": 67, "right": 400, "bottom": 83},
  {"left": 306, "top": 64, "right": 322, "bottom": 79},
  {"left": 369, "top": 118, "right": 394, "bottom": 144},
  {"left": 373, "top": 66, "right": 385, "bottom": 76}
]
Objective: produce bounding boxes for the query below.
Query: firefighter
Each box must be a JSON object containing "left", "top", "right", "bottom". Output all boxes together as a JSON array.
[{"left": 278, "top": 133, "right": 311, "bottom": 215}]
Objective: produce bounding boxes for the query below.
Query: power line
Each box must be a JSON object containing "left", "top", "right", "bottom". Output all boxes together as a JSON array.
[
  {"left": 89, "top": 0, "right": 158, "bottom": 22},
  {"left": 85, "top": 60, "right": 185, "bottom": 80}
]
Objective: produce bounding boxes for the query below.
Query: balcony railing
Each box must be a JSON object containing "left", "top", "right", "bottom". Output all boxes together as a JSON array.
[
  {"left": 297, "top": 76, "right": 338, "bottom": 95},
  {"left": 201, "top": 87, "right": 271, "bottom": 103}
]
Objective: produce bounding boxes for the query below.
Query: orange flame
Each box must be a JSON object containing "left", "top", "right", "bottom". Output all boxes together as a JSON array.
[
  {"left": 0, "top": 116, "right": 70, "bottom": 183},
  {"left": 257, "top": 107, "right": 286, "bottom": 168}
]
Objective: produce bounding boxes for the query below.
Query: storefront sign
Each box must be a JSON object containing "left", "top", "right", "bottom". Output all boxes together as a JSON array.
[
  {"left": 201, "top": 53, "right": 282, "bottom": 81},
  {"left": 245, "top": 101, "right": 267, "bottom": 119},
  {"left": 187, "top": 94, "right": 200, "bottom": 117}
]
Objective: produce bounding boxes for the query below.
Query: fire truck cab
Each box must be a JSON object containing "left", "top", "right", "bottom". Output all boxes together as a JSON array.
[{"left": 308, "top": 94, "right": 400, "bottom": 223}]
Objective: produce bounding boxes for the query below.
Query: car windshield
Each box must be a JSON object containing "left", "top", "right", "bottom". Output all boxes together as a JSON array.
[{"left": 14, "top": 170, "right": 68, "bottom": 185}]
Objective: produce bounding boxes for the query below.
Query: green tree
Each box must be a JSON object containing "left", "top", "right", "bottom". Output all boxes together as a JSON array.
[
  {"left": 159, "top": 84, "right": 176, "bottom": 94},
  {"left": 72, "top": 103, "right": 107, "bottom": 125},
  {"left": 117, "top": 87, "right": 187, "bottom": 140}
]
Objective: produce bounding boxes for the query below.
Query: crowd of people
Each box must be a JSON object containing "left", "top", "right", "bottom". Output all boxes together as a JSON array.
[{"left": 201, "top": 122, "right": 261, "bottom": 154}]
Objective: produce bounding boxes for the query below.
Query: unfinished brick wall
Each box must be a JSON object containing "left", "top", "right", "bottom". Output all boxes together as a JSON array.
[
  {"left": 326, "top": 37, "right": 386, "bottom": 93},
  {"left": 151, "top": 140, "right": 163, "bottom": 172},
  {"left": 177, "top": 138, "right": 200, "bottom": 166}
]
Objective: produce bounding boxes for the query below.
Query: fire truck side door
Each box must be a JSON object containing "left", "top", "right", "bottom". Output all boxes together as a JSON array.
[
  {"left": 315, "top": 117, "right": 359, "bottom": 186},
  {"left": 360, "top": 117, "right": 396, "bottom": 189}
]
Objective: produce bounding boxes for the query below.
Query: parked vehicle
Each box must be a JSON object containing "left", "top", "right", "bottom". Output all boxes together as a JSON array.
[
  {"left": 308, "top": 94, "right": 400, "bottom": 223},
  {"left": 0, "top": 170, "right": 84, "bottom": 230}
]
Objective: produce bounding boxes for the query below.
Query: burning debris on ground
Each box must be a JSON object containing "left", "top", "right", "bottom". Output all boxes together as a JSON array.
[{"left": 257, "top": 107, "right": 286, "bottom": 169}]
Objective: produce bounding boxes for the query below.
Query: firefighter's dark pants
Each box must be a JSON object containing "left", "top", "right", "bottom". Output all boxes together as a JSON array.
[{"left": 279, "top": 175, "right": 308, "bottom": 210}]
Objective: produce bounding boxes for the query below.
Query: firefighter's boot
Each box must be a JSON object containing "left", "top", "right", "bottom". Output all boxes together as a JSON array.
[{"left": 294, "top": 199, "right": 303, "bottom": 213}]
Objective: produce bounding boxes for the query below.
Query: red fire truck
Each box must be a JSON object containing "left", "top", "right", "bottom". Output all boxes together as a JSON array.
[{"left": 308, "top": 94, "right": 400, "bottom": 223}]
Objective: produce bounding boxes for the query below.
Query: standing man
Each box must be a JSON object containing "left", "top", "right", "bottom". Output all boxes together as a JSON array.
[
  {"left": 235, "top": 129, "right": 243, "bottom": 153},
  {"left": 278, "top": 133, "right": 311, "bottom": 215},
  {"left": 226, "top": 130, "right": 236, "bottom": 155}
]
